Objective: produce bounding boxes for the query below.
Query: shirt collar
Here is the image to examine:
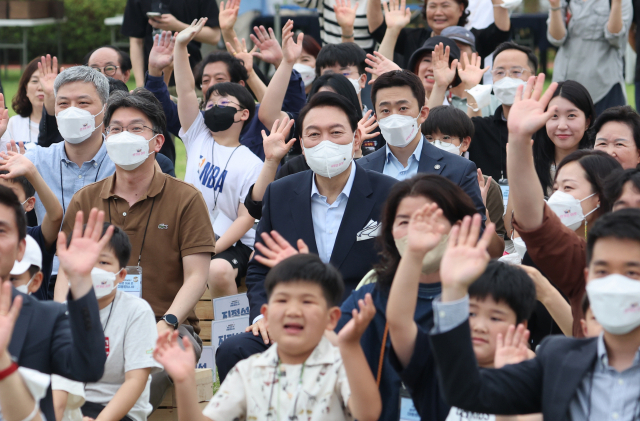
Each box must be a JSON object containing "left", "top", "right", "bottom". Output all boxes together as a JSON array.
[
  {"left": 385, "top": 136, "right": 424, "bottom": 164},
  {"left": 99, "top": 161, "right": 166, "bottom": 200},
  {"left": 310, "top": 162, "right": 356, "bottom": 200},
  {"left": 60, "top": 140, "right": 108, "bottom": 165},
  {"left": 596, "top": 332, "right": 640, "bottom": 370},
  {"left": 253, "top": 336, "right": 338, "bottom": 368}
]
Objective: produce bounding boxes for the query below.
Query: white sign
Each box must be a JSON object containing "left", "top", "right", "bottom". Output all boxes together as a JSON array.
[
  {"left": 117, "top": 266, "right": 142, "bottom": 298},
  {"left": 213, "top": 293, "right": 250, "bottom": 320},
  {"left": 211, "top": 316, "right": 250, "bottom": 355},
  {"left": 197, "top": 345, "right": 216, "bottom": 379}
]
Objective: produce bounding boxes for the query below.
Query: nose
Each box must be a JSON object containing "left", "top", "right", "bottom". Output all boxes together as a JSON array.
[
  {"left": 471, "top": 318, "right": 488, "bottom": 334},
  {"left": 557, "top": 118, "right": 568, "bottom": 130}
]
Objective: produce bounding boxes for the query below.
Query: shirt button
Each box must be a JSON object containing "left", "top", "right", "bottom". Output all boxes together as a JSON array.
[
  {"left": 123, "top": 212, "right": 127, "bottom": 216},
  {"left": 612, "top": 413, "right": 619, "bottom": 419},
  {"left": 439, "top": 311, "right": 446, "bottom": 317},
  {"left": 93, "top": 163, "right": 97, "bottom": 167},
  {"left": 618, "top": 379, "right": 624, "bottom": 385},
  {"left": 329, "top": 230, "right": 333, "bottom": 234},
  {"left": 78, "top": 175, "right": 82, "bottom": 179}
]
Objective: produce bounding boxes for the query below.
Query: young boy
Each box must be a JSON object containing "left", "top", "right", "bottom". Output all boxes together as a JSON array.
[
  {"left": 154, "top": 253, "right": 382, "bottom": 421},
  {"left": 0, "top": 150, "right": 63, "bottom": 299},
  {"left": 9, "top": 235, "right": 43, "bottom": 295},
  {"left": 580, "top": 295, "right": 603, "bottom": 338},
  {"left": 76, "top": 223, "right": 162, "bottom": 421},
  {"left": 173, "top": 19, "right": 263, "bottom": 300}
]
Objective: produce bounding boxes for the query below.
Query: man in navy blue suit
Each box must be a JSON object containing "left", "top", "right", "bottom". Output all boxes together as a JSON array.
[
  {"left": 215, "top": 92, "right": 398, "bottom": 381},
  {"left": 0, "top": 185, "right": 107, "bottom": 421}
]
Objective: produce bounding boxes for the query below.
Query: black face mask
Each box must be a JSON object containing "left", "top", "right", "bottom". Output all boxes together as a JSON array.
[{"left": 204, "top": 105, "right": 239, "bottom": 133}]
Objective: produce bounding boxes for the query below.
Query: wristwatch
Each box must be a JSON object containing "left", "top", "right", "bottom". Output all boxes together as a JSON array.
[{"left": 162, "top": 314, "right": 179, "bottom": 330}]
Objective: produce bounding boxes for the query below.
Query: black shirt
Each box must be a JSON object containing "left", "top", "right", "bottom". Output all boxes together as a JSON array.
[
  {"left": 121, "top": 0, "right": 220, "bottom": 74},
  {"left": 27, "top": 226, "right": 55, "bottom": 301},
  {"left": 469, "top": 106, "right": 509, "bottom": 181},
  {"left": 370, "top": 22, "right": 511, "bottom": 70}
]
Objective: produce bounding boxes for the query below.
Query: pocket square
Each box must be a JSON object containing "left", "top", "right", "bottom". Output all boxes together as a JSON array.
[{"left": 357, "top": 220, "right": 381, "bottom": 241}]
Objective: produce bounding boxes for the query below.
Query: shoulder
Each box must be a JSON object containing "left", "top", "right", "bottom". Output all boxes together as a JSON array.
[
  {"left": 359, "top": 165, "right": 397, "bottom": 188},
  {"left": 23, "top": 294, "right": 66, "bottom": 318},
  {"left": 237, "top": 146, "right": 263, "bottom": 166},
  {"left": 116, "top": 291, "right": 155, "bottom": 319},
  {"left": 272, "top": 169, "right": 312, "bottom": 190},
  {"left": 538, "top": 334, "right": 597, "bottom": 356},
  {"left": 358, "top": 147, "right": 385, "bottom": 165},
  {"left": 73, "top": 177, "right": 110, "bottom": 198},
  {"left": 26, "top": 142, "right": 61, "bottom": 162},
  {"left": 164, "top": 174, "right": 207, "bottom": 198}
]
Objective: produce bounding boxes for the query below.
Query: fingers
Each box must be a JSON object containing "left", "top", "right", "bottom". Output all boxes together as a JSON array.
[
  {"left": 530, "top": 73, "right": 546, "bottom": 101},
  {"left": 70, "top": 210, "right": 85, "bottom": 243},
  {"left": 259, "top": 323, "right": 270, "bottom": 344},
  {"left": 457, "top": 215, "right": 471, "bottom": 246},
  {"left": 225, "top": 42, "right": 237, "bottom": 55},
  {"left": 540, "top": 81, "right": 558, "bottom": 108},
  {"left": 297, "top": 239, "right": 310, "bottom": 254},
  {"left": 254, "top": 241, "right": 278, "bottom": 261},
  {"left": 496, "top": 333, "right": 504, "bottom": 350},
  {"left": 270, "top": 118, "right": 280, "bottom": 134},
  {"left": 521, "top": 75, "right": 536, "bottom": 101},
  {"left": 57, "top": 231, "right": 68, "bottom": 256},
  {"left": 83, "top": 208, "right": 98, "bottom": 240},
  {"left": 477, "top": 222, "right": 495, "bottom": 252},
  {"left": 262, "top": 231, "right": 284, "bottom": 253},
  {"left": 271, "top": 230, "right": 294, "bottom": 251},
  {"left": 448, "top": 224, "right": 461, "bottom": 249},
  {"left": 504, "top": 324, "right": 515, "bottom": 346},
  {"left": 466, "top": 214, "right": 482, "bottom": 247}
]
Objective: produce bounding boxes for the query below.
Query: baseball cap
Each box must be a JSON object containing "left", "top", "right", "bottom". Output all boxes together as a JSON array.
[
  {"left": 10, "top": 235, "right": 42, "bottom": 276},
  {"left": 407, "top": 36, "right": 461, "bottom": 87},
  {"left": 441, "top": 26, "right": 476, "bottom": 51}
]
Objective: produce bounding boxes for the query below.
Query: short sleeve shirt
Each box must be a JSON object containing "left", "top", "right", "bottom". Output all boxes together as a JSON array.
[
  {"left": 60, "top": 164, "right": 215, "bottom": 333},
  {"left": 203, "top": 336, "right": 352, "bottom": 421},
  {"left": 84, "top": 290, "right": 163, "bottom": 421}
]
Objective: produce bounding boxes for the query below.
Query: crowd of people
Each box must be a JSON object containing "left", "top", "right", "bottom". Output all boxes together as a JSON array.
[{"left": 0, "top": 0, "right": 639, "bottom": 419}]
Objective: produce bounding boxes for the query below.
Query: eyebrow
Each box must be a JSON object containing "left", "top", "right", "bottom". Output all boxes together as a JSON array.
[
  {"left": 596, "top": 137, "right": 630, "bottom": 142},
  {"left": 57, "top": 94, "right": 93, "bottom": 101},
  {"left": 304, "top": 124, "right": 347, "bottom": 131},
  {"left": 378, "top": 99, "right": 411, "bottom": 107},
  {"left": 110, "top": 118, "right": 147, "bottom": 125}
]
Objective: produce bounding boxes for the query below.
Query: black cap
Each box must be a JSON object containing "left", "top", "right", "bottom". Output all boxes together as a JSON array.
[{"left": 407, "top": 36, "right": 461, "bottom": 88}]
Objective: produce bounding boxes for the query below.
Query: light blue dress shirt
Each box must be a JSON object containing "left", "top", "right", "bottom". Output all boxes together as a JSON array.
[
  {"left": 310, "top": 163, "right": 356, "bottom": 263},
  {"left": 25, "top": 141, "right": 115, "bottom": 224},
  {"left": 382, "top": 137, "right": 423, "bottom": 181}
]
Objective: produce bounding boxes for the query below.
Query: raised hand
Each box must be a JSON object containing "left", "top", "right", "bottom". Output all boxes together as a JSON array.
[
  {"left": 149, "top": 31, "right": 176, "bottom": 75},
  {"left": 337, "top": 293, "right": 376, "bottom": 346},
  {"left": 358, "top": 110, "right": 379, "bottom": 141},
  {"left": 494, "top": 324, "right": 533, "bottom": 369},
  {"left": 254, "top": 230, "right": 309, "bottom": 268},
  {"left": 334, "top": 0, "right": 359, "bottom": 33},
  {"left": 153, "top": 331, "right": 196, "bottom": 383},
  {"left": 383, "top": 0, "right": 411, "bottom": 30},
  {"left": 0, "top": 94, "right": 8, "bottom": 140},
  {"left": 406, "top": 203, "right": 449, "bottom": 257},
  {"left": 250, "top": 26, "right": 284, "bottom": 67},
  {"left": 226, "top": 37, "right": 257, "bottom": 74},
  {"left": 175, "top": 17, "right": 208, "bottom": 46},
  {"left": 0, "top": 151, "right": 36, "bottom": 179},
  {"left": 520, "top": 265, "right": 553, "bottom": 304},
  {"left": 365, "top": 51, "right": 402, "bottom": 82},
  {"left": 0, "top": 280, "right": 22, "bottom": 355},
  {"left": 57, "top": 209, "right": 114, "bottom": 283},
  {"left": 218, "top": 0, "right": 240, "bottom": 31},
  {"left": 6, "top": 140, "right": 26, "bottom": 155},
  {"left": 38, "top": 55, "right": 60, "bottom": 98},
  {"left": 458, "top": 52, "right": 489, "bottom": 89},
  {"left": 507, "top": 74, "right": 558, "bottom": 140},
  {"left": 261, "top": 117, "right": 297, "bottom": 163},
  {"left": 440, "top": 214, "right": 496, "bottom": 300},
  {"left": 476, "top": 169, "right": 491, "bottom": 207},
  {"left": 432, "top": 43, "right": 458, "bottom": 88},
  {"left": 281, "top": 20, "right": 304, "bottom": 65}
]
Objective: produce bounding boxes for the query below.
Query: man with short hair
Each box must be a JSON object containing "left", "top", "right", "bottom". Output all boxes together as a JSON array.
[
  {"left": 84, "top": 45, "right": 132, "bottom": 83},
  {"left": 58, "top": 88, "right": 215, "bottom": 411}
]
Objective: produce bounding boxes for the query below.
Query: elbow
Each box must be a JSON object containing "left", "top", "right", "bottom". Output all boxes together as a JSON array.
[{"left": 356, "top": 401, "right": 382, "bottom": 421}]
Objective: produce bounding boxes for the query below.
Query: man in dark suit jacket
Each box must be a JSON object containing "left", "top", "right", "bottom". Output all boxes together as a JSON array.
[
  {"left": 0, "top": 185, "right": 108, "bottom": 421},
  {"left": 215, "top": 92, "right": 397, "bottom": 381},
  {"left": 429, "top": 209, "right": 640, "bottom": 421}
]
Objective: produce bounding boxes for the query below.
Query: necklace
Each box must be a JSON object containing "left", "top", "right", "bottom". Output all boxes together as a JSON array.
[{"left": 266, "top": 359, "right": 306, "bottom": 420}]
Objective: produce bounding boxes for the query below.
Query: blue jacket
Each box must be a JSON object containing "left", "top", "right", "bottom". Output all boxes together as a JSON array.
[
  {"left": 245, "top": 164, "right": 398, "bottom": 321},
  {"left": 358, "top": 139, "right": 487, "bottom": 220},
  {"left": 145, "top": 70, "right": 307, "bottom": 161}
]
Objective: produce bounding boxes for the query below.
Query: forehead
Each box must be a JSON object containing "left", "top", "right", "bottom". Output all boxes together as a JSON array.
[
  {"left": 557, "top": 161, "right": 587, "bottom": 182},
  {"left": 109, "top": 107, "right": 151, "bottom": 125},
  {"left": 427, "top": 0, "right": 456, "bottom": 5},
  {"left": 206, "top": 92, "right": 240, "bottom": 104},
  {"left": 597, "top": 121, "right": 634, "bottom": 139},
  {"left": 590, "top": 237, "right": 640, "bottom": 266},
  {"left": 271, "top": 281, "right": 327, "bottom": 299},
  {"left": 89, "top": 48, "right": 120, "bottom": 66},
  {"left": 302, "top": 106, "right": 350, "bottom": 131},
  {"left": 56, "top": 81, "right": 101, "bottom": 100},
  {"left": 469, "top": 295, "right": 517, "bottom": 317},
  {"left": 0, "top": 178, "right": 23, "bottom": 196},
  {"left": 0, "top": 204, "right": 17, "bottom": 233},
  {"left": 320, "top": 64, "right": 358, "bottom": 75},
  {"left": 375, "top": 86, "right": 420, "bottom": 108},
  {"left": 549, "top": 96, "right": 580, "bottom": 112},
  {"left": 397, "top": 196, "right": 432, "bottom": 215},
  {"left": 493, "top": 49, "right": 530, "bottom": 69},
  {"left": 203, "top": 61, "right": 230, "bottom": 77}
]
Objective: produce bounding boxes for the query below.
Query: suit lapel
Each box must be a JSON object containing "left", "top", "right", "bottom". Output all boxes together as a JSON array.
[
  {"left": 8, "top": 290, "right": 32, "bottom": 359},
  {"left": 367, "top": 148, "right": 387, "bottom": 173},
  {"left": 418, "top": 139, "right": 445, "bottom": 175},
  {"left": 551, "top": 339, "right": 598, "bottom": 418},
  {"left": 330, "top": 165, "right": 375, "bottom": 269},
  {"left": 290, "top": 171, "right": 319, "bottom": 255}
]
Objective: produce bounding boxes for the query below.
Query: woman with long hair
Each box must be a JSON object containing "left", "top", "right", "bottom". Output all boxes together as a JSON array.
[{"left": 5, "top": 58, "right": 44, "bottom": 149}]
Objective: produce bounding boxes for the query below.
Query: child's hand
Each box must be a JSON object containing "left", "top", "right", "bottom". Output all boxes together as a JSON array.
[
  {"left": 494, "top": 324, "right": 533, "bottom": 369},
  {"left": 153, "top": 330, "right": 196, "bottom": 384},
  {"left": 439, "top": 214, "right": 495, "bottom": 301},
  {"left": 406, "top": 202, "right": 448, "bottom": 257},
  {"left": 281, "top": 20, "right": 304, "bottom": 65},
  {"left": 0, "top": 151, "right": 36, "bottom": 179},
  {"left": 365, "top": 52, "right": 401, "bottom": 83},
  {"left": 338, "top": 293, "right": 376, "bottom": 347},
  {"left": 175, "top": 17, "right": 208, "bottom": 46},
  {"left": 261, "top": 117, "right": 297, "bottom": 163}
]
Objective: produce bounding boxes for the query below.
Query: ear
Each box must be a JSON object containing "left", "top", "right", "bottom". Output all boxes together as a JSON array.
[
  {"left": 584, "top": 267, "right": 590, "bottom": 283},
  {"left": 260, "top": 304, "right": 269, "bottom": 329},
  {"left": 114, "top": 268, "right": 127, "bottom": 286},
  {"left": 325, "top": 306, "right": 342, "bottom": 331},
  {"left": 16, "top": 238, "right": 25, "bottom": 262},
  {"left": 239, "top": 108, "right": 250, "bottom": 122},
  {"left": 417, "top": 105, "right": 430, "bottom": 125},
  {"left": 460, "top": 136, "right": 472, "bottom": 154},
  {"left": 152, "top": 134, "right": 165, "bottom": 153},
  {"left": 24, "top": 197, "right": 36, "bottom": 213},
  {"left": 580, "top": 319, "right": 588, "bottom": 337},
  {"left": 358, "top": 73, "right": 367, "bottom": 90},
  {"left": 122, "top": 70, "right": 131, "bottom": 84},
  {"left": 28, "top": 272, "right": 43, "bottom": 294},
  {"left": 239, "top": 80, "right": 246, "bottom": 87},
  {"left": 353, "top": 128, "right": 362, "bottom": 155}
]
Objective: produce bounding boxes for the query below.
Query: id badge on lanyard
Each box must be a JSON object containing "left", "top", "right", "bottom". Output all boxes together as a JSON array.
[
  {"left": 399, "top": 383, "right": 420, "bottom": 421},
  {"left": 117, "top": 266, "right": 142, "bottom": 298},
  {"left": 498, "top": 178, "right": 509, "bottom": 215}
]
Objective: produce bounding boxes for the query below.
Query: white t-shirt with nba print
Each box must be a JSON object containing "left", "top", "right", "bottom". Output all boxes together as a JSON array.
[{"left": 180, "top": 112, "right": 263, "bottom": 248}]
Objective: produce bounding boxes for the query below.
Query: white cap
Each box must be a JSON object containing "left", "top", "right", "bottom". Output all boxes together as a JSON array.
[{"left": 10, "top": 235, "right": 42, "bottom": 275}]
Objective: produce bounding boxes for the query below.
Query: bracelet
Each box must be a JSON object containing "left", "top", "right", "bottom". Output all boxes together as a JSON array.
[
  {"left": 550, "top": 6, "right": 562, "bottom": 11},
  {"left": 0, "top": 362, "right": 18, "bottom": 381},
  {"left": 343, "top": 33, "right": 355, "bottom": 38}
]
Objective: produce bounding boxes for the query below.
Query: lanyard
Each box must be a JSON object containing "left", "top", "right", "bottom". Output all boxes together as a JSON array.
[
  {"left": 211, "top": 140, "right": 240, "bottom": 211},
  {"left": 266, "top": 359, "right": 306, "bottom": 420},
  {"left": 109, "top": 196, "right": 156, "bottom": 266},
  {"left": 102, "top": 292, "right": 116, "bottom": 333},
  {"left": 59, "top": 154, "right": 106, "bottom": 214}
]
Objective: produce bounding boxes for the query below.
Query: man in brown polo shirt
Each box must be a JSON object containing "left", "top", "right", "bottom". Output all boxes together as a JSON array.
[{"left": 59, "top": 88, "right": 215, "bottom": 410}]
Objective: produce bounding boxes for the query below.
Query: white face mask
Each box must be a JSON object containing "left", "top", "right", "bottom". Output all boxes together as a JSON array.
[
  {"left": 302, "top": 136, "right": 354, "bottom": 179},
  {"left": 395, "top": 234, "right": 449, "bottom": 275},
  {"left": 379, "top": 114, "right": 420, "bottom": 148},
  {"left": 15, "top": 275, "right": 35, "bottom": 295},
  {"left": 91, "top": 267, "right": 117, "bottom": 299},
  {"left": 431, "top": 139, "right": 462, "bottom": 155},
  {"left": 56, "top": 105, "right": 105, "bottom": 144},
  {"left": 348, "top": 77, "right": 362, "bottom": 94},
  {"left": 547, "top": 191, "right": 599, "bottom": 231},
  {"left": 293, "top": 63, "right": 316, "bottom": 87},
  {"left": 587, "top": 274, "right": 640, "bottom": 335},
  {"left": 493, "top": 77, "right": 526, "bottom": 106},
  {"left": 106, "top": 131, "right": 155, "bottom": 171}
]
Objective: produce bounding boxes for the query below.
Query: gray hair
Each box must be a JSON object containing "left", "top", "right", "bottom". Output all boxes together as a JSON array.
[{"left": 53, "top": 66, "right": 110, "bottom": 104}]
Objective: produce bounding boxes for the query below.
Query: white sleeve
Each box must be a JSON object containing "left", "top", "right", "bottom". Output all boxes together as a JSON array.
[
  {"left": 238, "top": 160, "right": 263, "bottom": 204},
  {"left": 335, "top": 362, "right": 352, "bottom": 415},
  {"left": 123, "top": 300, "right": 163, "bottom": 373},
  {"left": 178, "top": 112, "right": 210, "bottom": 150},
  {"left": 202, "top": 364, "right": 247, "bottom": 420}
]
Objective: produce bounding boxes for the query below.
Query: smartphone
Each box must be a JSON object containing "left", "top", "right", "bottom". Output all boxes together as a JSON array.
[{"left": 146, "top": 11, "right": 161, "bottom": 18}]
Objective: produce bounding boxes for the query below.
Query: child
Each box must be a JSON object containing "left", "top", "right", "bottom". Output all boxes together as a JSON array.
[
  {"left": 0, "top": 150, "right": 63, "bottom": 299},
  {"left": 75, "top": 223, "right": 162, "bottom": 421},
  {"left": 386, "top": 204, "right": 538, "bottom": 421},
  {"left": 580, "top": 295, "right": 603, "bottom": 338},
  {"left": 9, "top": 235, "right": 43, "bottom": 295},
  {"left": 154, "top": 253, "right": 382, "bottom": 421}
]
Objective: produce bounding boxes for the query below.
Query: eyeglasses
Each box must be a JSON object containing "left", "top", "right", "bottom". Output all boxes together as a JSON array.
[
  {"left": 491, "top": 66, "right": 529, "bottom": 79},
  {"left": 425, "top": 135, "right": 460, "bottom": 144},
  {"left": 205, "top": 98, "right": 244, "bottom": 110},
  {"left": 90, "top": 65, "right": 120, "bottom": 76},
  {"left": 106, "top": 123, "right": 156, "bottom": 136}
]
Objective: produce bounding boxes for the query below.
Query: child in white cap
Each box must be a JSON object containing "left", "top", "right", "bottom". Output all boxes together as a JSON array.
[{"left": 9, "top": 235, "right": 43, "bottom": 295}]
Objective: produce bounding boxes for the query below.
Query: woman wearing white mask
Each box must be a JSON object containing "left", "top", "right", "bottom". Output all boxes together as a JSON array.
[
  {"left": 507, "top": 74, "right": 623, "bottom": 337},
  {"left": 292, "top": 35, "right": 321, "bottom": 94}
]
